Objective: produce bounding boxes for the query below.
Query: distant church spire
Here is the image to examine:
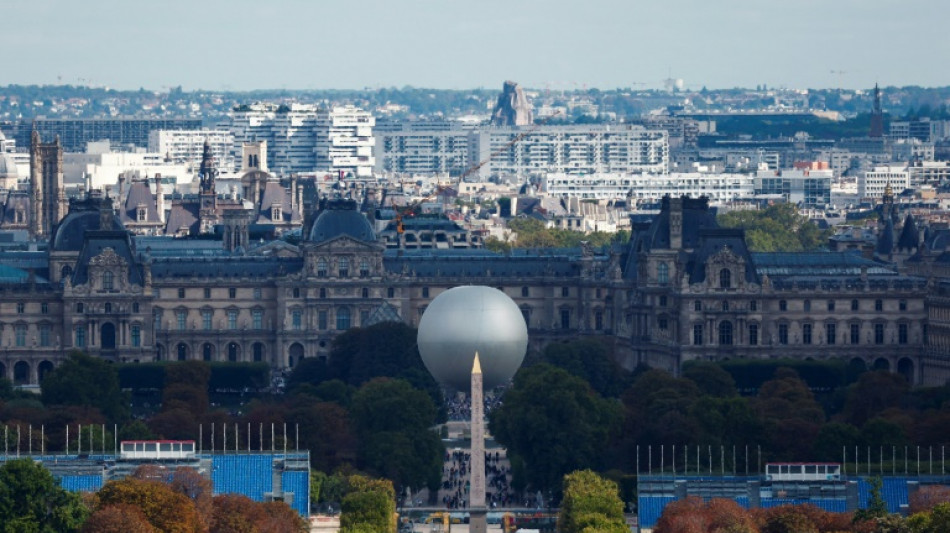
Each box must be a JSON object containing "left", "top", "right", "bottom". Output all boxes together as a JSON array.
[
  {"left": 198, "top": 139, "right": 217, "bottom": 195},
  {"left": 869, "top": 83, "right": 884, "bottom": 138}
]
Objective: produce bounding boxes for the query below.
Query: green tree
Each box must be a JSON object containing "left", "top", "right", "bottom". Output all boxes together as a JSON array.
[
  {"left": 542, "top": 339, "right": 630, "bottom": 398},
  {"left": 491, "top": 364, "right": 622, "bottom": 493},
  {"left": 855, "top": 477, "right": 889, "bottom": 522},
  {"left": 682, "top": 362, "right": 738, "bottom": 397},
  {"left": 41, "top": 352, "right": 129, "bottom": 423},
  {"left": 622, "top": 369, "right": 702, "bottom": 445},
  {"left": 812, "top": 422, "right": 860, "bottom": 461},
  {"left": 844, "top": 371, "right": 910, "bottom": 427},
  {"left": 0, "top": 458, "right": 89, "bottom": 532},
  {"left": 718, "top": 203, "right": 831, "bottom": 252},
  {"left": 349, "top": 379, "right": 443, "bottom": 493},
  {"left": 557, "top": 470, "right": 627, "bottom": 533},
  {"left": 754, "top": 368, "right": 826, "bottom": 460},
  {"left": 340, "top": 475, "right": 396, "bottom": 533}
]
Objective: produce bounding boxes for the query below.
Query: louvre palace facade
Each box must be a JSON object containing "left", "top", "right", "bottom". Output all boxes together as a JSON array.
[{"left": 0, "top": 188, "right": 940, "bottom": 387}]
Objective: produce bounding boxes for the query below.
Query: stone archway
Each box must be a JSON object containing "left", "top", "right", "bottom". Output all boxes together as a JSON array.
[
  {"left": 176, "top": 342, "right": 189, "bottom": 361},
  {"left": 897, "top": 358, "right": 915, "bottom": 384},
  {"left": 227, "top": 342, "right": 240, "bottom": 362},
  {"left": 288, "top": 343, "right": 304, "bottom": 368},
  {"left": 13, "top": 361, "right": 30, "bottom": 386},
  {"left": 101, "top": 322, "right": 116, "bottom": 349},
  {"left": 253, "top": 342, "right": 265, "bottom": 363},
  {"left": 202, "top": 343, "right": 215, "bottom": 362},
  {"left": 38, "top": 361, "right": 54, "bottom": 382}
]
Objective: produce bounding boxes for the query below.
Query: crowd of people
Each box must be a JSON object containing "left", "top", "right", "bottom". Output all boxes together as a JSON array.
[
  {"left": 438, "top": 448, "right": 541, "bottom": 510},
  {"left": 444, "top": 395, "right": 504, "bottom": 422}
]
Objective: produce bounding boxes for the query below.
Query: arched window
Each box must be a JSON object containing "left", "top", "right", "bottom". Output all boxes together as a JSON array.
[
  {"left": 336, "top": 307, "right": 351, "bottom": 330},
  {"left": 718, "top": 321, "right": 733, "bottom": 345},
  {"left": 338, "top": 257, "right": 349, "bottom": 277},
  {"left": 657, "top": 263, "right": 669, "bottom": 285},
  {"left": 102, "top": 271, "right": 114, "bottom": 291},
  {"left": 719, "top": 268, "right": 731, "bottom": 289},
  {"left": 316, "top": 258, "right": 328, "bottom": 277},
  {"left": 359, "top": 258, "right": 370, "bottom": 278},
  {"left": 61, "top": 265, "right": 72, "bottom": 280}
]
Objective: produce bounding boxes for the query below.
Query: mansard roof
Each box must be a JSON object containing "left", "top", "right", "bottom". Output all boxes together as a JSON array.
[
  {"left": 636, "top": 196, "right": 718, "bottom": 252},
  {"left": 148, "top": 256, "right": 303, "bottom": 280},
  {"left": 686, "top": 228, "right": 758, "bottom": 284},
  {"left": 119, "top": 181, "right": 161, "bottom": 224},
  {"left": 71, "top": 230, "right": 143, "bottom": 286},
  {"left": 752, "top": 252, "right": 895, "bottom": 277}
]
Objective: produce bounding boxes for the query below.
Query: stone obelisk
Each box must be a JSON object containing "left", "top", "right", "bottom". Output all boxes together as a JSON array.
[{"left": 470, "top": 352, "right": 487, "bottom": 533}]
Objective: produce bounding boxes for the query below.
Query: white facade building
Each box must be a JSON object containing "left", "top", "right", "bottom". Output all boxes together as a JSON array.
[
  {"left": 541, "top": 172, "right": 753, "bottom": 202},
  {"left": 859, "top": 166, "right": 910, "bottom": 200},
  {"left": 373, "top": 120, "right": 471, "bottom": 175},
  {"left": 469, "top": 125, "right": 668, "bottom": 179},
  {"left": 148, "top": 129, "right": 235, "bottom": 173},
  {"left": 229, "top": 103, "right": 374, "bottom": 177},
  {"left": 314, "top": 106, "right": 375, "bottom": 178}
]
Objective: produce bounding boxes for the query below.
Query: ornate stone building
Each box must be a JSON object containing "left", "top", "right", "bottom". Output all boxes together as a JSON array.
[{"left": 0, "top": 194, "right": 934, "bottom": 387}]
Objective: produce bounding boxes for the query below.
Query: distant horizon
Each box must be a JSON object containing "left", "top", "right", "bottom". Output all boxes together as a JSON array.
[
  {"left": 3, "top": 0, "right": 948, "bottom": 92},
  {"left": 3, "top": 82, "right": 949, "bottom": 94}
]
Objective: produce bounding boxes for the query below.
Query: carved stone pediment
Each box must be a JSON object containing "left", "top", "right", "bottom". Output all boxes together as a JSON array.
[{"left": 89, "top": 247, "right": 127, "bottom": 268}]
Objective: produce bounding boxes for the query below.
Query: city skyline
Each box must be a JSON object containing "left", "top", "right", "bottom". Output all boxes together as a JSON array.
[{"left": 5, "top": 0, "right": 950, "bottom": 92}]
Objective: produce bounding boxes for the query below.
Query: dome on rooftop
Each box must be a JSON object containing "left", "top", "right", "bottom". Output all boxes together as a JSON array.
[
  {"left": 51, "top": 198, "right": 125, "bottom": 252},
  {"left": 308, "top": 198, "right": 376, "bottom": 243}
]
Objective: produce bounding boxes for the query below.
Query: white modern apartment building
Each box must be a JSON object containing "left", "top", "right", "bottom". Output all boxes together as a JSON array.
[
  {"left": 148, "top": 129, "right": 235, "bottom": 173},
  {"left": 859, "top": 166, "right": 910, "bottom": 200},
  {"left": 314, "top": 105, "right": 375, "bottom": 178},
  {"left": 229, "top": 103, "right": 374, "bottom": 177},
  {"left": 230, "top": 103, "right": 318, "bottom": 174},
  {"left": 541, "top": 172, "right": 753, "bottom": 202},
  {"left": 373, "top": 120, "right": 471, "bottom": 175},
  {"left": 468, "top": 125, "right": 668, "bottom": 179}
]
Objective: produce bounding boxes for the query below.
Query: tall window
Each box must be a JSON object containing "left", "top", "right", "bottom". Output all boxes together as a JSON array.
[
  {"left": 693, "top": 324, "right": 704, "bottom": 346},
  {"left": 826, "top": 323, "right": 836, "bottom": 345},
  {"left": 779, "top": 300, "right": 787, "bottom": 312},
  {"left": 177, "top": 310, "right": 187, "bottom": 331},
  {"left": 14, "top": 324, "right": 26, "bottom": 347},
  {"left": 131, "top": 325, "right": 141, "bottom": 347},
  {"left": 336, "top": 307, "right": 351, "bottom": 330},
  {"left": 318, "top": 311, "right": 327, "bottom": 330},
  {"left": 748, "top": 324, "right": 758, "bottom": 346},
  {"left": 202, "top": 310, "right": 212, "bottom": 330},
  {"left": 898, "top": 324, "right": 908, "bottom": 345},
  {"left": 779, "top": 324, "right": 789, "bottom": 345},
  {"left": 657, "top": 262, "right": 669, "bottom": 285},
  {"left": 595, "top": 311, "right": 604, "bottom": 331},
  {"left": 850, "top": 323, "right": 860, "bottom": 344},
  {"left": 360, "top": 258, "right": 370, "bottom": 278},
  {"left": 387, "top": 287, "right": 395, "bottom": 298},
  {"left": 422, "top": 287, "right": 429, "bottom": 298},
  {"left": 153, "top": 309, "right": 162, "bottom": 332},
  {"left": 718, "top": 321, "right": 733, "bottom": 345},
  {"left": 561, "top": 287, "right": 569, "bottom": 297},
  {"left": 16, "top": 303, "right": 24, "bottom": 314},
  {"left": 317, "top": 258, "right": 327, "bottom": 277},
  {"left": 827, "top": 300, "right": 835, "bottom": 312},
  {"left": 292, "top": 310, "right": 302, "bottom": 331},
  {"left": 338, "top": 257, "right": 349, "bottom": 278},
  {"left": 204, "top": 287, "right": 211, "bottom": 299},
  {"left": 178, "top": 288, "right": 186, "bottom": 299},
  {"left": 802, "top": 323, "right": 812, "bottom": 345},
  {"left": 875, "top": 299, "right": 883, "bottom": 312},
  {"left": 229, "top": 288, "right": 237, "bottom": 299},
  {"left": 41, "top": 303, "right": 48, "bottom": 314},
  {"left": 560, "top": 308, "right": 570, "bottom": 329},
  {"left": 851, "top": 299, "right": 859, "bottom": 311},
  {"left": 899, "top": 300, "right": 907, "bottom": 311},
  {"left": 694, "top": 300, "right": 702, "bottom": 312},
  {"left": 874, "top": 323, "right": 885, "bottom": 344},
  {"left": 804, "top": 300, "right": 811, "bottom": 312},
  {"left": 75, "top": 326, "right": 86, "bottom": 348},
  {"left": 40, "top": 324, "right": 50, "bottom": 347},
  {"left": 521, "top": 286, "right": 530, "bottom": 297},
  {"left": 102, "top": 271, "right": 114, "bottom": 291},
  {"left": 252, "top": 309, "right": 263, "bottom": 330},
  {"left": 228, "top": 310, "right": 238, "bottom": 330},
  {"left": 719, "top": 268, "right": 731, "bottom": 289}
]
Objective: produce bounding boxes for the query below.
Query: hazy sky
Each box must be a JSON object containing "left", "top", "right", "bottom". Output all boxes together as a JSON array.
[{"left": 4, "top": 0, "right": 948, "bottom": 92}]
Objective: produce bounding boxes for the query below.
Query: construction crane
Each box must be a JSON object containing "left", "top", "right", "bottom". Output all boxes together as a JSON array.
[{"left": 392, "top": 111, "right": 562, "bottom": 234}]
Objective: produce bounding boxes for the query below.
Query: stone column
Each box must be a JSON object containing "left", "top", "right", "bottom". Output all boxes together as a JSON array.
[{"left": 470, "top": 352, "right": 487, "bottom": 533}]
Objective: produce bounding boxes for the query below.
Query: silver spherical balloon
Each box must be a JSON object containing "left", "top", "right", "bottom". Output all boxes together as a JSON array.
[{"left": 417, "top": 286, "right": 528, "bottom": 391}]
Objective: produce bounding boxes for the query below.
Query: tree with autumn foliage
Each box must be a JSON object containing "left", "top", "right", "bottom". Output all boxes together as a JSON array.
[
  {"left": 653, "top": 497, "right": 757, "bottom": 533},
  {"left": 557, "top": 469, "right": 628, "bottom": 533},
  {"left": 82, "top": 504, "right": 155, "bottom": 533},
  {"left": 910, "top": 485, "right": 950, "bottom": 514},
  {"left": 210, "top": 494, "right": 307, "bottom": 533},
  {"left": 95, "top": 477, "right": 203, "bottom": 533}
]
